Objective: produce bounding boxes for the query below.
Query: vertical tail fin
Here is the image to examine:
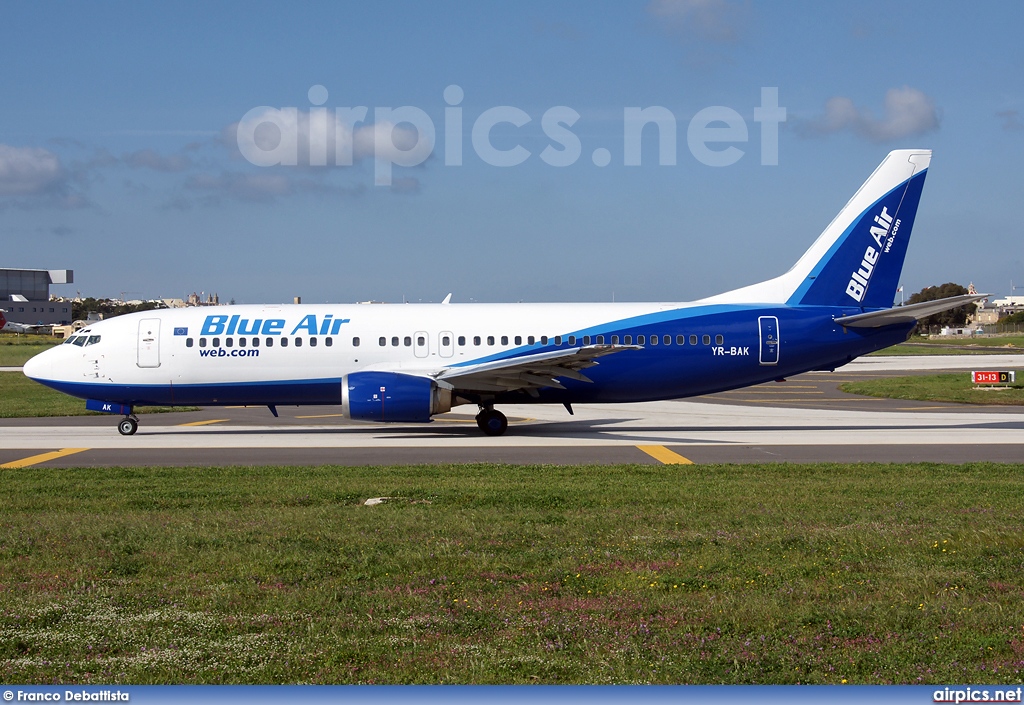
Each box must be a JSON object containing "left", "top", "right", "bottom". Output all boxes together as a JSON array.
[{"left": 704, "top": 150, "right": 931, "bottom": 308}]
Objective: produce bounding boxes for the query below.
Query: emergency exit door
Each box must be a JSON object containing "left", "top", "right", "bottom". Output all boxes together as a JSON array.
[
  {"left": 758, "top": 316, "right": 779, "bottom": 366},
  {"left": 138, "top": 319, "right": 161, "bottom": 368}
]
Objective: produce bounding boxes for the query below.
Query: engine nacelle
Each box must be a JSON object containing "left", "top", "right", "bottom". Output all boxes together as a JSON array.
[{"left": 343, "top": 371, "right": 453, "bottom": 422}]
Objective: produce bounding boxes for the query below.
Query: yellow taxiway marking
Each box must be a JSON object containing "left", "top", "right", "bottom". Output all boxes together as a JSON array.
[
  {"left": 2, "top": 448, "right": 89, "bottom": 469},
  {"left": 295, "top": 413, "right": 348, "bottom": 419},
  {"left": 177, "top": 419, "right": 230, "bottom": 427},
  {"left": 637, "top": 445, "right": 694, "bottom": 465}
]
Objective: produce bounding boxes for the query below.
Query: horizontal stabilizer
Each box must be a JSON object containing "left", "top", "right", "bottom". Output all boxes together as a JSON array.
[{"left": 834, "top": 294, "right": 989, "bottom": 328}]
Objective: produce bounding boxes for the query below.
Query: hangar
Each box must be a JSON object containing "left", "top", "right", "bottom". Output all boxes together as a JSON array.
[{"left": 1, "top": 268, "right": 74, "bottom": 326}]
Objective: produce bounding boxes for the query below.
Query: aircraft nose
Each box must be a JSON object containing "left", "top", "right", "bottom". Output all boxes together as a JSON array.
[{"left": 22, "top": 350, "right": 52, "bottom": 381}]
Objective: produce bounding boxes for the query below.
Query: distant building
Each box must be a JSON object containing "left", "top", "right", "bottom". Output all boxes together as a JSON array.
[
  {"left": 970, "top": 295, "right": 1024, "bottom": 325},
  {"left": 0, "top": 268, "right": 74, "bottom": 325}
]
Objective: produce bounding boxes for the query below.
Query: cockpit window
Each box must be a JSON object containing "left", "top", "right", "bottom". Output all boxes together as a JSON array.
[
  {"left": 85, "top": 335, "right": 101, "bottom": 346},
  {"left": 71, "top": 336, "right": 87, "bottom": 347},
  {"left": 62, "top": 336, "right": 76, "bottom": 345}
]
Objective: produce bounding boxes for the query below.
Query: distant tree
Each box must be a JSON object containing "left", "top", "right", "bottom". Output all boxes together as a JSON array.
[
  {"left": 998, "top": 310, "right": 1024, "bottom": 325},
  {"left": 906, "top": 283, "right": 971, "bottom": 331},
  {"left": 72, "top": 298, "right": 165, "bottom": 321}
]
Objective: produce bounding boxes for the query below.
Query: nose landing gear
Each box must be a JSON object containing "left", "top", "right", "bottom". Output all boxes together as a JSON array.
[
  {"left": 475, "top": 407, "right": 508, "bottom": 436},
  {"left": 118, "top": 416, "right": 139, "bottom": 436}
]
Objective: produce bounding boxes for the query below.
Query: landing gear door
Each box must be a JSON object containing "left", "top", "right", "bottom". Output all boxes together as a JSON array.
[
  {"left": 138, "top": 318, "right": 161, "bottom": 368},
  {"left": 758, "top": 315, "right": 779, "bottom": 366}
]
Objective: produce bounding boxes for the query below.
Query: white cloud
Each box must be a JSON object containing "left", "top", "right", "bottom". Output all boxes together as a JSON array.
[
  {"left": 997, "top": 109, "right": 1023, "bottom": 132},
  {"left": 124, "top": 149, "right": 194, "bottom": 172},
  {"left": 801, "top": 86, "right": 940, "bottom": 142},
  {"left": 0, "top": 144, "right": 65, "bottom": 195},
  {"left": 647, "top": 0, "right": 741, "bottom": 42},
  {"left": 224, "top": 108, "right": 429, "bottom": 168},
  {"left": 185, "top": 172, "right": 292, "bottom": 202}
]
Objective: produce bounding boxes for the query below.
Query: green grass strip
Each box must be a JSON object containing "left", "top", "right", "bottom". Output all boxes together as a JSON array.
[
  {"left": 841, "top": 373, "right": 1024, "bottom": 405},
  {"left": 2, "top": 462, "right": 1023, "bottom": 684},
  {"left": 0, "top": 372, "right": 197, "bottom": 417}
]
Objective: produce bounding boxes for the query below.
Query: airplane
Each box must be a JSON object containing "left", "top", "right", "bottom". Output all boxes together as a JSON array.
[
  {"left": 0, "top": 310, "right": 51, "bottom": 334},
  {"left": 23, "top": 149, "right": 984, "bottom": 437}
]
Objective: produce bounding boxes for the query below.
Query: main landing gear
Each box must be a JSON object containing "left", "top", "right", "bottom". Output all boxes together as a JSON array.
[
  {"left": 118, "top": 416, "right": 139, "bottom": 436},
  {"left": 475, "top": 407, "right": 508, "bottom": 436}
]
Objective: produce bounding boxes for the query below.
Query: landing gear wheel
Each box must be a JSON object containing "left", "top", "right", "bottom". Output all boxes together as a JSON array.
[
  {"left": 476, "top": 408, "right": 508, "bottom": 436},
  {"left": 118, "top": 417, "right": 139, "bottom": 436}
]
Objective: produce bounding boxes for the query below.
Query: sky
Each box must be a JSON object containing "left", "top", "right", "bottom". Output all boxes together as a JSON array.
[{"left": 2, "top": 0, "right": 1022, "bottom": 305}]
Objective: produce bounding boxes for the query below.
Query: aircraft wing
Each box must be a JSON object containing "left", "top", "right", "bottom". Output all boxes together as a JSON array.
[
  {"left": 834, "top": 293, "right": 988, "bottom": 328},
  {"left": 435, "top": 344, "right": 641, "bottom": 394}
]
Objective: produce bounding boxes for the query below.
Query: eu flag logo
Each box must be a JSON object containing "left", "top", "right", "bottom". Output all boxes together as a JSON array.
[{"left": 173, "top": 327, "right": 188, "bottom": 336}]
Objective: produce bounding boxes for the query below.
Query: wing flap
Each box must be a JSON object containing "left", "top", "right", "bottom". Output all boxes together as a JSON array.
[{"left": 437, "top": 344, "right": 641, "bottom": 393}]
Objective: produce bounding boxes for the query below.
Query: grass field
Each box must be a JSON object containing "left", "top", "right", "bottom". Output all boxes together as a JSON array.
[
  {"left": 0, "top": 372, "right": 197, "bottom": 417},
  {"left": 841, "top": 373, "right": 1024, "bottom": 406},
  {"left": 0, "top": 336, "right": 61, "bottom": 367},
  {"left": 2, "top": 462, "right": 1024, "bottom": 684}
]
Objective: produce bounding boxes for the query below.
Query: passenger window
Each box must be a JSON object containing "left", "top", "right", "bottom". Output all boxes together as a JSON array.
[
  {"left": 474, "top": 336, "right": 481, "bottom": 346},
  {"left": 458, "top": 336, "right": 466, "bottom": 346},
  {"left": 650, "top": 335, "right": 658, "bottom": 346},
  {"left": 716, "top": 334, "right": 723, "bottom": 345},
  {"left": 266, "top": 338, "right": 274, "bottom": 347},
  {"left": 528, "top": 336, "right": 535, "bottom": 345},
  {"left": 611, "top": 335, "right": 619, "bottom": 344},
  {"left": 664, "top": 335, "right": 671, "bottom": 345},
  {"left": 568, "top": 336, "right": 576, "bottom": 346},
  {"left": 281, "top": 338, "right": 289, "bottom": 348},
  {"left": 690, "top": 335, "right": 698, "bottom": 345},
  {"left": 442, "top": 335, "right": 450, "bottom": 346},
  {"left": 351, "top": 337, "right": 359, "bottom": 347},
  {"left": 702, "top": 335, "right": 710, "bottom": 345},
  {"left": 309, "top": 337, "right": 317, "bottom": 347},
  {"left": 417, "top": 336, "right": 425, "bottom": 346},
  {"left": 379, "top": 337, "right": 386, "bottom": 346},
  {"left": 487, "top": 336, "right": 495, "bottom": 346},
  {"left": 325, "top": 337, "right": 332, "bottom": 347},
  {"left": 597, "top": 335, "right": 605, "bottom": 344},
  {"left": 252, "top": 338, "right": 260, "bottom": 347},
  {"left": 225, "top": 338, "right": 233, "bottom": 348},
  {"left": 199, "top": 338, "right": 207, "bottom": 348},
  {"left": 238, "top": 337, "right": 246, "bottom": 347},
  {"left": 514, "top": 336, "right": 522, "bottom": 345},
  {"left": 295, "top": 338, "right": 303, "bottom": 347},
  {"left": 624, "top": 335, "right": 633, "bottom": 345},
  {"left": 555, "top": 336, "right": 562, "bottom": 346},
  {"left": 541, "top": 336, "right": 548, "bottom": 345},
  {"left": 213, "top": 338, "right": 220, "bottom": 348},
  {"left": 501, "top": 335, "right": 508, "bottom": 345},
  {"left": 637, "top": 335, "right": 645, "bottom": 345},
  {"left": 583, "top": 336, "right": 591, "bottom": 345},
  {"left": 404, "top": 336, "right": 412, "bottom": 347},
  {"left": 186, "top": 338, "right": 194, "bottom": 348}
]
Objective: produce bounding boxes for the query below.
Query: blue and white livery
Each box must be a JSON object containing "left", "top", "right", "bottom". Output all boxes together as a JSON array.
[{"left": 23, "top": 150, "right": 983, "bottom": 436}]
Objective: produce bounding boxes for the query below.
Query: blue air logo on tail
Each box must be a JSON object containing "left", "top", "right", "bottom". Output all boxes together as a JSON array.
[
  {"left": 793, "top": 168, "right": 927, "bottom": 310},
  {"left": 845, "top": 206, "right": 895, "bottom": 302}
]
